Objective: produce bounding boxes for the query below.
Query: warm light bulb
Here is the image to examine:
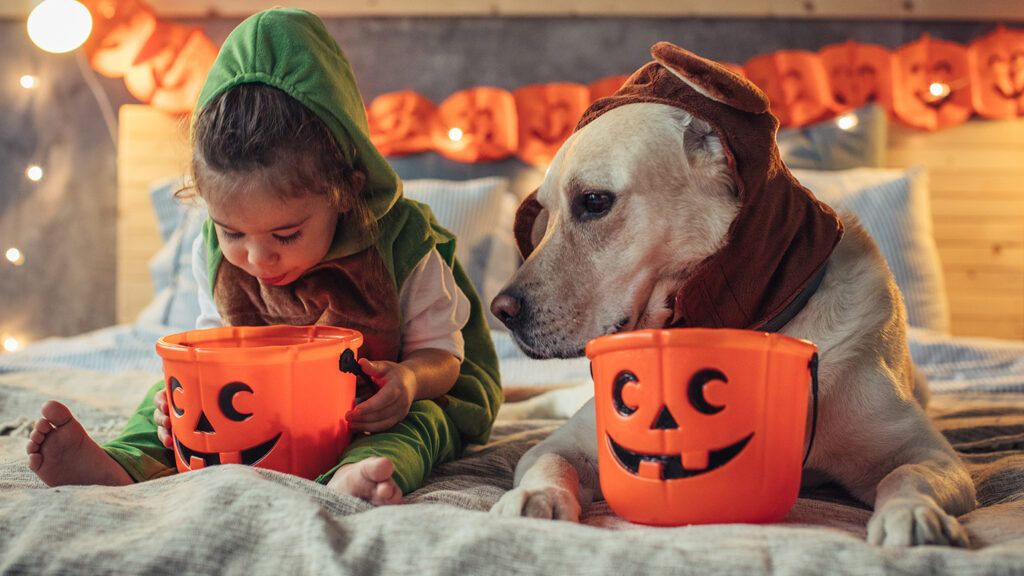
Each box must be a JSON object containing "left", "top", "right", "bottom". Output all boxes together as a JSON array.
[
  {"left": 2, "top": 336, "right": 20, "bottom": 353},
  {"left": 20, "top": 75, "right": 38, "bottom": 89},
  {"left": 836, "top": 113, "right": 859, "bottom": 131},
  {"left": 928, "top": 82, "right": 950, "bottom": 98},
  {"left": 448, "top": 127, "right": 464, "bottom": 142},
  {"left": 27, "top": 0, "right": 93, "bottom": 54},
  {"left": 5, "top": 248, "right": 25, "bottom": 266},
  {"left": 26, "top": 165, "right": 43, "bottom": 182}
]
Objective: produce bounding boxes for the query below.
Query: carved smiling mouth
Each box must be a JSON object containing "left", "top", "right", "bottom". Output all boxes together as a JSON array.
[
  {"left": 173, "top": 432, "right": 282, "bottom": 469},
  {"left": 607, "top": 432, "right": 754, "bottom": 480}
]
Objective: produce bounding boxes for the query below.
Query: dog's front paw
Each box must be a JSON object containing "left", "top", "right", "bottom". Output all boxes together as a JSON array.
[
  {"left": 490, "top": 485, "right": 581, "bottom": 522},
  {"left": 867, "top": 496, "right": 970, "bottom": 547}
]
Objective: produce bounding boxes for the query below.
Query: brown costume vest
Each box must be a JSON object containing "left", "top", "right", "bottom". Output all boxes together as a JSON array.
[{"left": 213, "top": 247, "right": 402, "bottom": 362}]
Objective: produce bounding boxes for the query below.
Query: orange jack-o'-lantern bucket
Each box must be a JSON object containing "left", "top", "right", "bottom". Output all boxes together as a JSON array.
[
  {"left": 155, "top": 325, "right": 364, "bottom": 480},
  {"left": 586, "top": 328, "right": 818, "bottom": 526}
]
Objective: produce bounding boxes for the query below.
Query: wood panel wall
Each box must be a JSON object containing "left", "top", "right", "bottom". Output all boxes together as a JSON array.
[
  {"left": 887, "top": 119, "right": 1024, "bottom": 340},
  {"left": 117, "top": 104, "right": 1024, "bottom": 340}
]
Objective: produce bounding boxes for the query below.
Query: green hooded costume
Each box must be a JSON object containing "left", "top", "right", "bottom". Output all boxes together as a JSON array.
[{"left": 102, "top": 8, "right": 502, "bottom": 494}]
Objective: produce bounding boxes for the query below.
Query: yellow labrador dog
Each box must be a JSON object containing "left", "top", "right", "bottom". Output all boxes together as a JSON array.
[{"left": 489, "top": 43, "right": 976, "bottom": 547}]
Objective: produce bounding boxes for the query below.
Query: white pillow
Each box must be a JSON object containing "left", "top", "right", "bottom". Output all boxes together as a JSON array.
[
  {"left": 792, "top": 166, "right": 951, "bottom": 333},
  {"left": 403, "top": 177, "right": 518, "bottom": 330}
]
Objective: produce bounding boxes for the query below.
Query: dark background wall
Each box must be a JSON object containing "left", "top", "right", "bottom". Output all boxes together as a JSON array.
[{"left": 0, "top": 16, "right": 1000, "bottom": 341}]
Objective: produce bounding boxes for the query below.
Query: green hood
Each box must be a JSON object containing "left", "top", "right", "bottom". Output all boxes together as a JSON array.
[{"left": 195, "top": 8, "right": 401, "bottom": 263}]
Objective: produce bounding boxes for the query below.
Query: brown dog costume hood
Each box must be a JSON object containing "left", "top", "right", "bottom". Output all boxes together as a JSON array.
[{"left": 513, "top": 42, "right": 844, "bottom": 331}]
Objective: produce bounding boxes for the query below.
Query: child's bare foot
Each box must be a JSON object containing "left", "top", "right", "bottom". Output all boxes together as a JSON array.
[
  {"left": 326, "top": 456, "right": 403, "bottom": 505},
  {"left": 25, "top": 400, "right": 133, "bottom": 487}
]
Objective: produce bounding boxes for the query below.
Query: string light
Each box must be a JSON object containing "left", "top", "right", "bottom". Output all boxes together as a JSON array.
[
  {"left": 836, "top": 113, "right": 859, "bottom": 131},
  {"left": 27, "top": 0, "right": 93, "bottom": 54},
  {"left": 5, "top": 248, "right": 25, "bottom": 266},
  {"left": 20, "top": 75, "right": 38, "bottom": 89},
  {"left": 448, "top": 127, "right": 464, "bottom": 142},
  {"left": 928, "top": 82, "right": 951, "bottom": 99},
  {"left": 2, "top": 336, "right": 20, "bottom": 353},
  {"left": 25, "top": 165, "right": 43, "bottom": 182}
]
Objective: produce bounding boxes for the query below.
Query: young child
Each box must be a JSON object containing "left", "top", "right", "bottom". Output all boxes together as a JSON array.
[{"left": 26, "top": 8, "right": 501, "bottom": 504}]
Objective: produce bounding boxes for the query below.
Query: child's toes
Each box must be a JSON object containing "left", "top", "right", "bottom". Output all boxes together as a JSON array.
[
  {"left": 373, "top": 480, "right": 401, "bottom": 505},
  {"left": 362, "top": 457, "right": 395, "bottom": 483},
  {"left": 27, "top": 452, "right": 43, "bottom": 471},
  {"left": 40, "top": 401, "right": 73, "bottom": 427}
]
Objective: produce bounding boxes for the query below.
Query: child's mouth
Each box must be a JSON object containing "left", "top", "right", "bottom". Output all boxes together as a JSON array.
[{"left": 259, "top": 273, "right": 289, "bottom": 286}]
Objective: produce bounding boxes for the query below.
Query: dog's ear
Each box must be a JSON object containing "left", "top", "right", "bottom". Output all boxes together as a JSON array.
[
  {"left": 651, "top": 41, "right": 769, "bottom": 114},
  {"left": 513, "top": 190, "right": 548, "bottom": 258}
]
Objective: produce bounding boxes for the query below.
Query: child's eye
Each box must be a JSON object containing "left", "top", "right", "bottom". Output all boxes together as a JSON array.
[
  {"left": 220, "top": 229, "right": 244, "bottom": 241},
  {"left": 274, "top": 231, "right": 302, "bottom": 245}
]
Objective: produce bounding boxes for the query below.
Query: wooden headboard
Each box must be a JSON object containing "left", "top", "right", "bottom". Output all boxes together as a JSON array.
[{"left": 116, "top": 104, "right": 1024, "bottom": 339}]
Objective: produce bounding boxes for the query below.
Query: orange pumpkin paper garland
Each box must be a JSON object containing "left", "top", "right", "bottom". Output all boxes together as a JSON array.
[
  {"left": 431, "top": 87, "right": 519, "bottom": 163},
  {"left": 514, "top": 83, "right": 590, "bottom": 166},
  {"left": 124, "top": 23, "right": 218, "bottom": 114},
  {"left": 81, "top": 0, "right": 158, "bottom": 78},
  {"left": 744, "top": 50, "right": 838, "bottom": 127},
  {"left": 819, "top": 40, "right": 895, "bottom": 112},
  {"left": 893, "top": 34, "right": 973, "bottom": 131},
  {"left": 588, "top": 74, "right": 631, "bottom": 102},
  {"left": 367, "top": 90, "right": 438, "bottom": 156},
  {"left": 969, "top": 26, "right": 1024, "bottom": 119}
]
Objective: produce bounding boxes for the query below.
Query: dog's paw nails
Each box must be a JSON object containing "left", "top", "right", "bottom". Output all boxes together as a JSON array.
[
  {"left": 490, "top": 486, "right": 581, "bottom": 522},
  {"left": 867, "top": 497, "right": 970, "bottom": 547}
]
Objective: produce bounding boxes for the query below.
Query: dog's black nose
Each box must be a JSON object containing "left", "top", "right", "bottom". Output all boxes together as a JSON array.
[{"left": 491, "top": 292, "right": 524, "bottom": 328}]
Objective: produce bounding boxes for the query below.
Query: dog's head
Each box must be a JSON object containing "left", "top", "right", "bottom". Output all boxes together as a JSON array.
[
  {"left": 492, "top": 43, "right": 841, "bottom": 359},
  {"left": 492, "top": 101, "right": 737, "bottom": 358}
]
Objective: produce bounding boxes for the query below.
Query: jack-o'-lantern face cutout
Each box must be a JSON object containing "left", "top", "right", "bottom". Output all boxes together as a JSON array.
[
  {"left": 167, "top": 376, "right": 281, "bottom": 470},
  {"left": 820, "top": 40, "right": 894, "bottom": 111},
  {"left": 368, "top": 91, "right": 437, "bottom": 156},
  {"left": 893, "top": 34, "right": 972, "bottom": 130},
  {"left": 744, "top": 50, "right": 837, "bottom": 127},
  {"left": 514, "top": 83, "right": 590, "bottom": 166},
  {"left": 969, "top": 26, "right": 1024, "bottom": 119},
  {"left": 606, "top": 368, "right": 753, "bottom": 480},
  {"left": 430, "top": 87, "right": 518, "bottom": 162}
]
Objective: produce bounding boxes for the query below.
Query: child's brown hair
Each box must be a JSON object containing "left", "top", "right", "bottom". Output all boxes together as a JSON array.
[{"left": 184, "top": 83, "right": 375, "bottom": 238}]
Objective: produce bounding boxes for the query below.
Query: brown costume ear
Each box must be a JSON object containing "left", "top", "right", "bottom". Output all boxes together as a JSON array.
[
  {"left": 651, "top": 41, "right": 769, "bottom": 114},
  {"left": 513, "top": 190, "right": 547, "bottom": 258}
]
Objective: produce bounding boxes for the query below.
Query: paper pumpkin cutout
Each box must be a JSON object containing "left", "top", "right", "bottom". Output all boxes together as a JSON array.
[
  {"left": 744, "top": 50, "right": 838, "bottom": 127},
  {"left": 893, "top": 34, "right": 973, "bottom": 131},
  {"left": 82, "top": 0, "right": 157, "bottom": 78},
  {"left": 820, "top": 40, "right": 894, "bottom": 111},
  {"left": 431, "top": 87, "right": 518, "bottom": 163},
  {"left": 587, "top": 329, "right": 815, "bottom": 526},
  {"left": 514, "top": 83, "right": 590, "bottom": 165},
  {"left": 124, "top": 25, "right": 217, "bottom": 114},
  {"left": 969, "top": 26, "right": 1024, "bottom": 119},
  {"left": 368, "top": 91, "right": 438, "bottom": 156},
  {"left": 588, "top": 75, "right": 630, "bottom": 102}
]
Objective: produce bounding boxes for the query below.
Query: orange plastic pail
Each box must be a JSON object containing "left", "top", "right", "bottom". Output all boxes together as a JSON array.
[
  {"left": 585, "top": 328, "right": 817, "bottom": 526},
  {"left": 155, "top": 325, "right": 363, "bottom": 480}
]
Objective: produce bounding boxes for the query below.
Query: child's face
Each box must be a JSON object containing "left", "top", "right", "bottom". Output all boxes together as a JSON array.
[{"left": 206, "top": 182, "right": 339, "bottom": 286}]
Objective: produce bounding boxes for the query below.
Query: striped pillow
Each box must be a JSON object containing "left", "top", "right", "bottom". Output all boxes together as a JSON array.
[
  {"left": 404, "top": 177, "right": 518, "bottom": 330},
  {"left": 792, "top": 167, "right": 950, "bottom": 333}
]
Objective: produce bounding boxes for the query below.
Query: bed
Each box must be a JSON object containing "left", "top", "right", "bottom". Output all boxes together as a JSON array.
[{"left": 2, "top": 103, "right": 1024, "bottom": 573}]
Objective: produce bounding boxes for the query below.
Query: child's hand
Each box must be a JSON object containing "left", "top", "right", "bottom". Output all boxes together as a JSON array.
[
  {"left": 153, "top": 388, "right": 173, "bottom": 449},
  {"left": 346, "top": 359, "right": 416, "bottom": 433}
]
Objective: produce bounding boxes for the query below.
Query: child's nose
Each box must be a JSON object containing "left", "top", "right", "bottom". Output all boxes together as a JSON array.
[{"left": 248, "top": 245, "right": 279, "bottom": 267}]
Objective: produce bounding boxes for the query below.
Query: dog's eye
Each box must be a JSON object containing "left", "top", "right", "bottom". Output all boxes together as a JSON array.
[{"left": 575, "top": 191, "right": 615, "bottom": 220}]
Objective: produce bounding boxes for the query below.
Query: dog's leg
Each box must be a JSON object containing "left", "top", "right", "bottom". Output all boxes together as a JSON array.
[
  {"left": 490, "top": 398, "right": 600, "bottom": 521},
  {"left": 817, "top": 366, "right": 976, "bottom": 546},
  {"left": 498, "top": 382, "right": 592, "bottom": 421},
  {"left": 864, "top": 419, "right": 976, "bottom": 547}
]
